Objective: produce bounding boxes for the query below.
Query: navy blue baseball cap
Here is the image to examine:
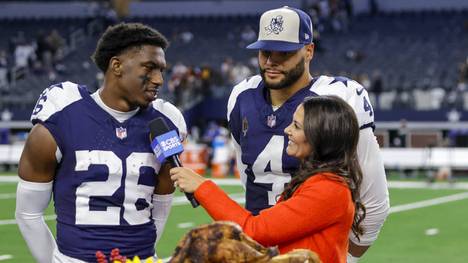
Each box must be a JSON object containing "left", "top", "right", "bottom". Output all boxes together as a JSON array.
[{"left": 247, "top": 6, "right": 313, "bottom": 52}]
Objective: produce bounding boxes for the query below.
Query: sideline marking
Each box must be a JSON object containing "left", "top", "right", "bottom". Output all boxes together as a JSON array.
[
  {"left": 0, "top": 215, "right": 56, "bottom": 226},
  {"left": 0, "top": 193, "right": 16, "bottom": 199},
  {"left": 0, "top": 177, "right": 19, "bottom": 183},
  {"left": 0, "top": 255, "right": 13, "bottom": 261},
  {"left": 389, "top": 192, "right": 468, "bottom": 213},
  {"left": 177, "top": 222, "right": 195, "bottom": 229}
]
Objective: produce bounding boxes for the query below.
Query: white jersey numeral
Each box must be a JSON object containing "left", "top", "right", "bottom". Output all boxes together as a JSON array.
[
  {"left": 123, "top": 153, "right": 156, "bottom": 225},
  {"left": 74, "top": 150, "right": 158, "bottom": 225},
  {"left": 252, "top": 136, "right": 291, "bottom": 205}
]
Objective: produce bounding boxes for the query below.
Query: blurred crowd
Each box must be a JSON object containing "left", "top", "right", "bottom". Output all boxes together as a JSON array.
[
  {"left": 0, "top": 0, "right": 467, "bottom": 147},
  {"left": 0, "top": 29, "right": 67, "bottom": 95}
]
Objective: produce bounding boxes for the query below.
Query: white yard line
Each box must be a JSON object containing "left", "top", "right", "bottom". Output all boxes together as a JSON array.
[
  {"left": 388, "top": 181, "right": 468, "bottom": 190},
  {"left": 389, "top": 192, "right": 468, "bottom": 213},
  {"left": 212, "top": 178, "right": 243, "bottom": 185},
  {"left": 0, "top": 193, "right": 16, "bottom": 199},
  {"left": 177, "top": 222, "right": 195, "bottom": 229},
  {"left": 0, "top": 255, "right": 13, "bottom": 261},
  {"left": 0, "top": 214, "right": 56, "bottom": 226},
  {"left": 0, "top": 177, "right": 19, "bottom": 183}
]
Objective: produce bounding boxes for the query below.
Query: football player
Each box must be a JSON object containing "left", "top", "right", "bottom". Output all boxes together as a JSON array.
[
  {"left": 15, "top": 23, "right": 186, "bottom": 262},
  {"left": 227, "top": 6, "right": 389, "bottom": 262}
]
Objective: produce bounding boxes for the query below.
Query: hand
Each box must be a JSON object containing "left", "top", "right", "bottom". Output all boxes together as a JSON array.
[{"left": 170, "top": 167, "right": 207, "bottom": 193}]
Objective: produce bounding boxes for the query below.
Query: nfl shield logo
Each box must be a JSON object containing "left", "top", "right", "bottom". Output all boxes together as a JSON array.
[
  {"left": 115, "top": 127, "right": 127, "bottom": 140},
  {"left": 267, "top": 114, "right": 276, "bottom": 128}
]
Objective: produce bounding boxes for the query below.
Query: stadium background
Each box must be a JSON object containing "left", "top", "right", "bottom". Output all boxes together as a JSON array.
[{"left": 1, "top": 0, "right": 468, "bottom": 262}]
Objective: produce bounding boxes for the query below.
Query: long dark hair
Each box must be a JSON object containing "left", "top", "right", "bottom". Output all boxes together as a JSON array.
[{"left": 281, "top": 95, "right": 366, "bottom": 240}]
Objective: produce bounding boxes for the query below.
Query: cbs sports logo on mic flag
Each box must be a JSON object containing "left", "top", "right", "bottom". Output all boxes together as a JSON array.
[{"left": 151, "top": 130, "right": 183, "bottom": 163}]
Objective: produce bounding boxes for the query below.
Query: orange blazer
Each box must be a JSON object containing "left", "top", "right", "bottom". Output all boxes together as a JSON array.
[{"left": 194, "top": 173, "right": 354, "bottom": 263}]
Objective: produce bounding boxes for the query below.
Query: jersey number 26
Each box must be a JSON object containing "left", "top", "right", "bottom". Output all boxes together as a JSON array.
[{"left": 74, "top": 150, "right": 157, "bottom": 226}]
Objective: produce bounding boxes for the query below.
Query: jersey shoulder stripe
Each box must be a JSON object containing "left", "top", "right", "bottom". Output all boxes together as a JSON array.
[
  {"left": 151, "top": 99, "right": 187, "bottom": 140},
  {"left": 310, "top": 75, "right": 363, "bottom": 98},
  {"left": 31, "top": 81, "right": 83, "bottom": 123},
  {"left": 310, "top": 75, "right": 374, "bottom": 129},
  {"left": 227, "top": 75, "right": 262, "bottom": 121}
]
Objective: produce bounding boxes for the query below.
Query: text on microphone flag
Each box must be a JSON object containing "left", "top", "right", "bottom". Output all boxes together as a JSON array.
[{"left": 150, "top": 130, "right": 184, "bottom": 163}]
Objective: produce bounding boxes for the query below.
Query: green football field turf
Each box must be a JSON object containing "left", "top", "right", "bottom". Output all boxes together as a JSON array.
[{"left": 1, "top": 176, "right": 468, "bottom": 262}]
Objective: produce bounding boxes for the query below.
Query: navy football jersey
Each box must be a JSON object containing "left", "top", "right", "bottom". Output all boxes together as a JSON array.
[
  {"left": 31, "top": 82, "right": 186, "bottom": 262},
  {"left": 228, "top": 75, "right": 374, "bottom": 215}
]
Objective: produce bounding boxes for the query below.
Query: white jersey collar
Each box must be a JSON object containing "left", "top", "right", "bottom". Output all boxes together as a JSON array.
[{"left": 91, "top": 89, "right": 139, "bottom": 123}]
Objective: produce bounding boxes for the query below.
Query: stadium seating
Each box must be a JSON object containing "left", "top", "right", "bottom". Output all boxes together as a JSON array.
[{"left": 0, "top": 10, "right": 467, "bottom": 117}]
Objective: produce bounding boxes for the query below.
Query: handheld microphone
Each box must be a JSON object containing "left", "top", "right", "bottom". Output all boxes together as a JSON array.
[{"left": 149, "top": 117, "right": 199, "bottom": 208}]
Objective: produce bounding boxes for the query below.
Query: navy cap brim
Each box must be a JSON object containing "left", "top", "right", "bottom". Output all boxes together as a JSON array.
[{"left": 246, "top": 40, "right": 306, "bottom": 52}]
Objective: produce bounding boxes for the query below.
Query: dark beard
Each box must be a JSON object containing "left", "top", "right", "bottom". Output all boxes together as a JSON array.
[{"left": 260, "top": 57, "right": 305, "bottom": 90}]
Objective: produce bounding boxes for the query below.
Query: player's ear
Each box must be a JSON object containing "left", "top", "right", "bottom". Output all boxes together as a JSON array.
[
  {"left": 305, "top": 43, "right": 314, "bottom": 61},
  {"left": 109, "top": 56, "right": 122, "bottom": 76}
]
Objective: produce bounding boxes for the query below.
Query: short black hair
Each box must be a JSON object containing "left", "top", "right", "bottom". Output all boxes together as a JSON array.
[{"left": 91, "top": 22, "right": 169, "bottom": 72}]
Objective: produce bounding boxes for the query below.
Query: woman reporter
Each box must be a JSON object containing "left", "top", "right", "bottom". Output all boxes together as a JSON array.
[{"left": 170, "top": 95, "right": 366, "bottom": 263}]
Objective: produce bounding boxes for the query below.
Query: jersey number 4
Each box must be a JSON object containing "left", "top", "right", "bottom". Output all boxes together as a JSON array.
[
  {"left": 74, "top": 150, "right": 158, "bottom": 226},
  {"left": 252, "top": 136, "right": 291, "bottom": 205},
  {"left": 363, "top": 96, "right": 373, "bottom": 117}
]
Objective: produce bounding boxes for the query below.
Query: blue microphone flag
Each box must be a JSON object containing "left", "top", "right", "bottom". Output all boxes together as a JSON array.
[{"left": 151, "top": 130, "right": 184, "bottom": 163}]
